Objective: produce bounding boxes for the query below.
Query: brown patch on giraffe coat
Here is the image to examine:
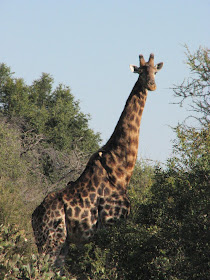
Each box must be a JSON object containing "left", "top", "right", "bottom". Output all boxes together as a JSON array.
[
  {"left": 51, "top": 203, "right": 56, "bottom": 210},
  {"left": 69, "top": 188, "right": 75, "bottom": 195},
  {"left": 85, "top": 198, "right": 90, "bottom": 208},
  {"left": 114, "top": 206, "right": 120, "bottom": 216},
  {"left": 127, "top": 161, "right": 134, "bottom": 169},
  {"left": 74, "top": 206, "right": 81, "bottom": 217},
  {"left": 133, "top": 99, "right": 138, "bottom": 112},
  {"left": 57, "top": 202, "right": 63, "bottom": 209},
  {"left": 117, "top": 200, "right": 122, "bottom": 206},
  {"left": 70, "top": 199, "right": 77, "bottom": 207},
  {"left": 97, "top": 187, "right": 103, "bottom": 196},
  {"left": 130, "top": 148, "right": 137, "bottom": 157},
  {"left": 81, "top": 210, "right": 88, "bottom": 219},
  {"left": 125, "top": 175, "right": 130, "bottom": 183},
  {"left": 105, "top": 204, "right": 111, "bottom": 210},
  {"left": 90, "top": 185, "right": 96, "bottom": 192},
  {"left": 53, "top": 219, "right": 62, "bottom": 229},
  {"left": 138, "top": 99, "right": 145, "bottom": 108},
  {"left": 135, "top": 116, "right": 140, "bottom": 126},
  {"left": 122, "top": 208, "right": 128, "bottom": 216},
  {"left": 90, "top": 193, "right": 96, "bottom": 203},
  {"left": 103, "top": 177, "right": 108, "bottom": 183},
  {"left": 115, "top": 167, "right": 124, "bottom": 178},
  {"left": 98, "top": 167, "right": 104, "bottom": 176},
  {"left": 106, "top": 154, "right": 116, "bottom": 166},
  {"left": 57, "top": 227, "right": 63, "bottom": 233},
  {"left": 123, "top": 199, "right": 130, "bottom": 208},
  {"left": 91, "top": 211, "right": 97, "bottom": 223},
  {"left": 129, "top": 113, "right": 135, "bottom": 121},
  {"left": 50, "top": 212, "right": 55, "bottom": 218},
  {"left": 112, "top": 192, "right": 119, "bottom": 199},
  {"left": 64, "top": 194, "right": 71, "bottom": 201},
  {"left": 55, "top": 211, "right": 60, "bottom": 217},
  {"left": 81, "top": 175, "right": 89, "bottom": 184},
  {"left": 79, "top": 199, "right": 84, "bottom": 208},
  {"left": 128, "top": 123, "right": 138, "bottom": 132},
  {"left": 99, "top": 198, "right": 105, "bottom": 205},
  {"left": 82, "top": 221, "right": 89, "bottom": 230},
  {"left": 101, "top": 182, "right": 105, "bottom": 189},
  {"left": 49, "top": 221, "right": 53, "bottom": 227},
  {"left": 66, "top": 208, "right": 72, "bottom": 217},
  {"left": 82, "top": 190, "right": 88, "bottom": 197},
  {"left": 104, "top": 187, "right": 110, "bottom": 196},
  {"left": 93, "top": 175, "right": 99, "bottom": 187}
]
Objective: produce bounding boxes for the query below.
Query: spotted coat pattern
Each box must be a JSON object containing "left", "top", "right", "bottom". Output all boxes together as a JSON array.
[{"left": 32, "top": 53, "right": 163, "bottom": 267}]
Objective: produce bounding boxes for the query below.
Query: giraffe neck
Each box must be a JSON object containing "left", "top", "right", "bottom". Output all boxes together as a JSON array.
[{"left": 102, "top": 79, "right": 148, "bottom": 187}]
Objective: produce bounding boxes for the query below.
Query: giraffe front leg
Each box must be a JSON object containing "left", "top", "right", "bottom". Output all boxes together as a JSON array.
[
  {"left": 35, "top": 218, "right": 67, "bottom": 271},
  {"left": 32, "top": 200, "right": 68, "bottom": 270}
]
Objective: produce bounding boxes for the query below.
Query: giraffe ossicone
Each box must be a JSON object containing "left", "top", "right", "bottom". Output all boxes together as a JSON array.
[{"left": 32, "top": 53, "right": 163, "bottom": 269}]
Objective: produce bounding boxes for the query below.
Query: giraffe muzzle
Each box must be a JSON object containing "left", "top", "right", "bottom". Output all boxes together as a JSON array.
[{"left": 147, "top": 82, "right": 157, "bottom": 91}]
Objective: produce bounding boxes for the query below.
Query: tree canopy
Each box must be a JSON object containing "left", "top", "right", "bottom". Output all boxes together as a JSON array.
[
  {"left": 172, "top": 46, "right": 209, "bottom": 128},
  {"left": 0, "top": 64, "right": 101, "bottom": 153}
]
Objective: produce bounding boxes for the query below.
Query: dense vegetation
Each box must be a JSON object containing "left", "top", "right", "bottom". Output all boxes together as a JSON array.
[{"left": 0, "top": 46, "right": 209, "bottom": 279}]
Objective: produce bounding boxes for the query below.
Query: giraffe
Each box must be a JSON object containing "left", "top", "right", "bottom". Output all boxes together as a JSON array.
[{"left": 32, "top": 53, "right": 163, "bottom": 268}]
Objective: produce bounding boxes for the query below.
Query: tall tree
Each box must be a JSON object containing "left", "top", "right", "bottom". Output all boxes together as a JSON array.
[
  {"left": 172, "top": 46, "right": 209, "bottom": 128},
  {"left": 142, "top": 46, "right": 210, "bottom": 279},
  {"left": 0, "top": 64, "right": 101, "bottom": 154}
]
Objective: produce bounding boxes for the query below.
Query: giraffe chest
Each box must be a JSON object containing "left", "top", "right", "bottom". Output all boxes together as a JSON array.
[
  {"left": 63, "top": 188, "right": 98, "bottom": 241},
  {"left": 63, "top": 180, "right": 130, "bottom": 242}
]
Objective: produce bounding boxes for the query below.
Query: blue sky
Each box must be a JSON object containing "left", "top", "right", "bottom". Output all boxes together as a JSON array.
[{"left": 1, "top": 0, "right": 209, "bottom": 163}]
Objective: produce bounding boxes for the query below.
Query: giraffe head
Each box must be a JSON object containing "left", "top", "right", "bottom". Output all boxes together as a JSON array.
[{"left": 130, "top": 53, "right": 163, "bottom": 91}]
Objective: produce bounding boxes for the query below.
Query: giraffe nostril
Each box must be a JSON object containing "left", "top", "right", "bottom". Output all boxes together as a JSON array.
[{"left": 149, "top": 81, "right": 155, "bottom": 85}]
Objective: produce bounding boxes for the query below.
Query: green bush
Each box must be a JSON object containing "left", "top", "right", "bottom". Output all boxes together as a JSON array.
[
  {"left": 0, "top": 224, "right": 68, "bottom": 280},
  {"left": 0, "top": 120, "right": 30, "bottom": 228}
]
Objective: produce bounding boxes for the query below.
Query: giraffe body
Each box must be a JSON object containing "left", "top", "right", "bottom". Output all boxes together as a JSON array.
[{"left": 32, "top": 53, "right": 163, "bottom": 267}]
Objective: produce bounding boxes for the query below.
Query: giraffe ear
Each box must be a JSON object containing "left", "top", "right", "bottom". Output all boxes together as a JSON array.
[
  {"left": 129, "top": 65, "right": 140, "bottom": 73},
  {"left": 156, "top": 62, "right": 163, "bottom": 71}
]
